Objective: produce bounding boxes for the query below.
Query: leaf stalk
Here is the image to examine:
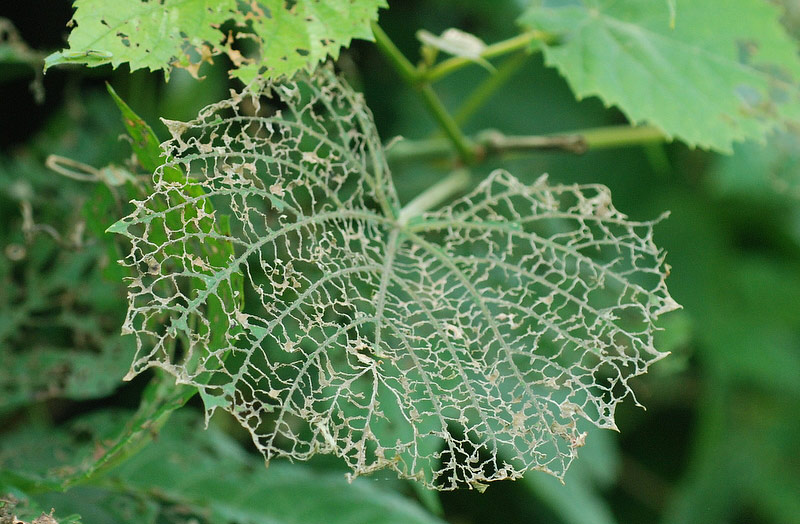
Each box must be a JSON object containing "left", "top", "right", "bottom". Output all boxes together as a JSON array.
[
  {"left": 417, "top": 85, "right": 477, "bottom": 164},
  {"left": 370, "top": 21, "right": 418, "bottom": 85},
  {"left": 423, "top": 29, "right": 555, "bottom": 83},
  {"left": 453, "top": 51, "right": 530, "bottom": 126},
  {"left": 386, "top": 125, "right": 667, "bottom": 164},
  {"left": 398, "top": 169, "right": 471, "bottom": 224},
  {"left": 372, "top": 22, "right": 476, "bottom": 165}
]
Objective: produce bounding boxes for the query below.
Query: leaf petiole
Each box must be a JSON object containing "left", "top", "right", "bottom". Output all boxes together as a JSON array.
[
  {"left": 372, "top": 22, "right": 476, "bottom": 164},
  {"left": 422, "top": 29, "right": 556, "bottom": 83},
  {"left": 398, "top": 169, "right": 471, "bottom": 224}
]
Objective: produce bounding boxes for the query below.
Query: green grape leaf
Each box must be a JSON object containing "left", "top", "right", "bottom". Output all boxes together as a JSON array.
[
  {"left": 519, "top": 0, "right": 800, "bottom": 152},
  {"left": 110, "top": 66, "right": 678, "bottom": 489},
  {"left": 711, "top": 130, "right": 800, "bottom": 199},
  {"left": 45, "top": 0, "right": 386, "bottom": 82}
]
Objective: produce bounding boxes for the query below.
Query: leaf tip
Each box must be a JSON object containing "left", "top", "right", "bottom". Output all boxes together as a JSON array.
[
  {"left": 106, "top": 219, "right": 129, "bottom": 236},
  {"left": 655, "top": 296, "right": 682, "bottom": 316}
]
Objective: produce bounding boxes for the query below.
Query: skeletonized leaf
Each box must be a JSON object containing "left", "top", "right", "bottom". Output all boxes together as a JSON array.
[
  {"left": 519, "top": 0, "right": 800, "bottom": 152},
  {"left": 110, "top": 66, "right": 678, "bottom": 489},
  {"left": 45, "top": 0, "right": 386, "bottom": 82}
]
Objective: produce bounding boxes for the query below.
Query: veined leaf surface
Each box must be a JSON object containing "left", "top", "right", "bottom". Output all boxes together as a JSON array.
[
  {"left": 110, "top": 67, "right": 679, "bottom": 489},
  {"left": 46, "top": 0, "right": 386, "bottom": 82},
  {"left": 519, "top": 0, "right": 800, "bottom": 152}
]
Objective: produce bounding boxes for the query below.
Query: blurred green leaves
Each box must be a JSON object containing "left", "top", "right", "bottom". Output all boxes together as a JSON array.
[
  {"left": 711, "top": 131, "right": 800, "bottom": 198},
  {"left": 1, "top": 409, "right": 447, "bottom": 524},
  {"left": 0, "top": 136, "right": 137, "bottom": 413},
  {"left": 648, "top": 142, "right": 800, "bottom": 523},
  {"left": 523, "top": 425, "right": 620, "bottom": 524}
]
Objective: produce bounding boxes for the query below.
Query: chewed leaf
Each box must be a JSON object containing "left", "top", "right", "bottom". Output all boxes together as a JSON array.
[
  {"left": 112, "top": 67, "right": 678, "bottom": 489},
  {"left": 45, "top": 0, "right": 386, "bottom": 82}
]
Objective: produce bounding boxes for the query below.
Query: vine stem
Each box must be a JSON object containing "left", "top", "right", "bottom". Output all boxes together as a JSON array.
[
  {"left": 423, "top": 29, "right": 556, "bottom": 83},
  {"left": 453, "top": 51, "right": 530, "bottom": 126},
  {"left": 370, "top": 23, "right": 665, "bottom": 166},
  {"left": 417, "top": 84, "right": 476, "bottom": 163},
  {"left": 371, "top": 22, "right": 476, "bottom": 165},
  {"left": 386, "top": 125, "right": 667, "bottom": 164},
  {"left": 398, "top": 169, "right": 471, "bottom": 224},
  {"left": 579, "top": 125, "right": 666, "bottom": 149},
  {"left": 370, "top": 21, "right": 417, "bottom": 84}
]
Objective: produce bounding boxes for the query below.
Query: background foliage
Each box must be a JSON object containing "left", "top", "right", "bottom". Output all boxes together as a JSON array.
[{"left": 1, "top": 1, "right": 799, "bottom": 523}]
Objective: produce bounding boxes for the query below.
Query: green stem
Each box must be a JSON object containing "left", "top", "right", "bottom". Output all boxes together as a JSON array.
[
  {"left": 386, "top": 125, "right": 667, "bottom": 164},
  {"left": 398, "top": 169, "right": 471, "bottom": 224},
  {"left": 372, "top": 22, "right": 476, "bottom": 165},
  {"left": 453, "top": 51, "right": 530, "bottom": 127},
  {"left": 370, "top": 22, "right": 418, "bottom": 84},
  {"left": 423, "top": 30, "right": 554, "bottom": 83},
  {"left": 418, "top": 85, "right": 476, "bottom": 164},
  {"left": 385, "top": 136, "right": 452, "bottom": 164},
  {"left": 62, "top": 374, "right": 196, "bottom": 491},
  {"left": 580, "top": 124, "right": 666, "bottom": 149}
]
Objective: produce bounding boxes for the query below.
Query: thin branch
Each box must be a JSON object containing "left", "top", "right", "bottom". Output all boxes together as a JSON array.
[
  {"left": 385, "top": 125, "right": 667, "bottom": 164},
  {"left": 423, "top": 30, "right": 556, "bottom": 83},
  {"left": 398, "top": 169, "right": 471, "bottom": 225},
  {"left": 477, "top": 129, "right": 588, "bottom": 155},
  {"left": 453, "top": 51, "right": 530, "bottom": 126},
  {"left": 372, "top": 22, "right": 476, "bottom": 165},
  {"left": 370, "top": 22, "right": 419, "bottom": 85}
]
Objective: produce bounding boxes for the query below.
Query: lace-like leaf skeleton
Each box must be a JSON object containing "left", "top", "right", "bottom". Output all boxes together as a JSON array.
[{"left": 110, "top": 66, "right": 680, "bottom": 490}]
